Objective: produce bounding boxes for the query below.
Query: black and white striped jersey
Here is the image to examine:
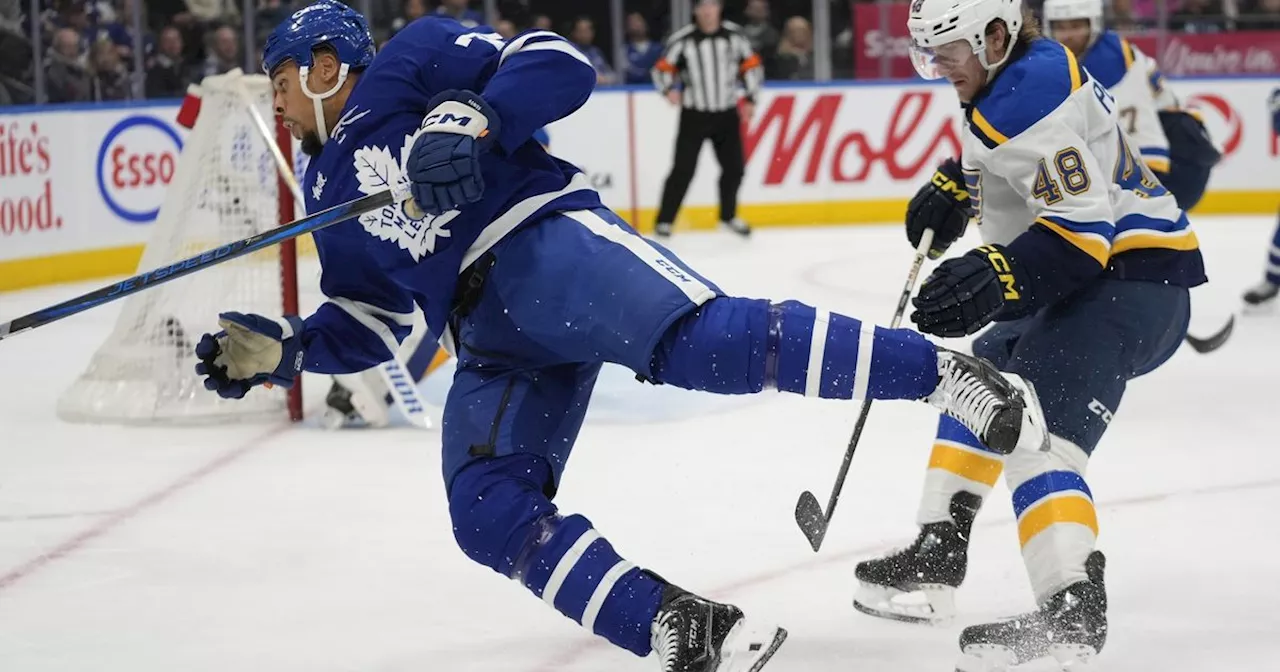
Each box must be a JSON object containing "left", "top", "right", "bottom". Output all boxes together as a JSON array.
[{"left": 652, "top": 21, "right": 764, "bottom": 112}]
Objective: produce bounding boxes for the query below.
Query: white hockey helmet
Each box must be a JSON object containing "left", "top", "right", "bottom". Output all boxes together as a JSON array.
[
  {"left": 907, "top": 0, "right": 1024, "bottom": 80},
  {"left": 1042, "top": 0, "right": 1104, "bottom": 44}
]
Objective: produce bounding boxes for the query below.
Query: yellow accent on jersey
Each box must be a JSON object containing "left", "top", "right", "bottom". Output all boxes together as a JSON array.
[
  {"left": 1144, "top": 157, "right": 1171, "bottom": 173},
  {"left": 1034, "top": 217, "right": 1111, "bottom": 267},
  {"left": 1120, "top": 38, "right": 1136, "bottom": 69},
  {"left": 1112, "top": 228, "right": 1200, "bottom": 255},
  {"left": 970, "top": 107, "right": 1010, "bottom": 145},
  {"left": 1064, "top": 44, "right": 1084, "bottom": 92},
  {"left": 1017, "top": 495, "right": 1099, "bottom": 547}
]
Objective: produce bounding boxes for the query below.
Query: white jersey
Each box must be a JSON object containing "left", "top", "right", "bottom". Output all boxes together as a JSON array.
[
  {"left": 1080, "top": 31, "right": 1176, "bottom": 173},
  {"left": 960, "top": 38, "right": 1204, "bottom": 293}
]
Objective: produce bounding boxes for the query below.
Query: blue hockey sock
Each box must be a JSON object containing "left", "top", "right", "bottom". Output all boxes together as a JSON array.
[
  {"left": 1268, "top": 216, "right": 1280, "bottom": 284},
  {"left": 650, "top": 296, "right": 937, "bottom": 400},
  {"left": 449, "top": 456, "right": 663, "bottom": 657},
  {"left": 511, "top": 513, "right": 663, "bottom": 656}
]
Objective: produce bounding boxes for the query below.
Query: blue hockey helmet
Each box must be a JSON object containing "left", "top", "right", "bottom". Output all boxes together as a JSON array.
[
  {"left": 262, "top": 0, "right": 375, "bottom": 76},
  {"left": 262, "top": 0, "right": 375, "bottom": 145}
]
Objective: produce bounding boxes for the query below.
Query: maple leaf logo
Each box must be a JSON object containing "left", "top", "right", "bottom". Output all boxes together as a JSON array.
[{"left": 351, "top": 132, "right": 456, "bottom": 262}]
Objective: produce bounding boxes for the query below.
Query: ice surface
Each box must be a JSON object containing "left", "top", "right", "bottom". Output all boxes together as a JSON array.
[{"left": 1, "top": 218, "right": 1277, "bottom": 671}]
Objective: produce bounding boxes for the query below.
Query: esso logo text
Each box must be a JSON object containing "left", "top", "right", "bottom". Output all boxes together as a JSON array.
[{"left": 96, "top": 116, "right": 184, "bottom": 223}]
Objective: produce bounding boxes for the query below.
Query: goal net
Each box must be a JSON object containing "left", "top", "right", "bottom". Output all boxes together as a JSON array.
[{"left": 57, "top": 71, "right": 302, "bottom": 424}]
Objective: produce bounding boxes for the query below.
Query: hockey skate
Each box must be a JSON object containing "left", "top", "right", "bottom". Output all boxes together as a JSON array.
[
  {"left": 852, "top": 492, "right": 981, "bottom": 625},
  {"left": 321, "top": 370, "right": 392, "bottom": 430},
  {"left": 720, "top": 218, "right": 752, "bottom": 238},
  {"left": 650, "top": 583, "right": 787, "bottom": 672},
  {"left": 1243, "top": 279, "right": 1278, "bottom": 307},
  {"left": 956, "top": 551, "right": 1107, "bottom": 672},
  {"left": 928, "top": 350, "right": 1048, "bottom": 456}
]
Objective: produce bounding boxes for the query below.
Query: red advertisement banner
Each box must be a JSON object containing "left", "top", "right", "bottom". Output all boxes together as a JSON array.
[{"left": 852, "top": 3, "right": 1280, "bottom": 79}]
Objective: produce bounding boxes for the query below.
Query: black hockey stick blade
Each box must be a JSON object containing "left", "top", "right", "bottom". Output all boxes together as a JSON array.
[
  {"left": 1185, "top": 315, "right": 1234, "bottom": 354},
  {"left": 0, "top": 189, "right": 400, "bottom": 342},
  {"left": 794, "top": 490, "right": 828, "bottom": 552}
]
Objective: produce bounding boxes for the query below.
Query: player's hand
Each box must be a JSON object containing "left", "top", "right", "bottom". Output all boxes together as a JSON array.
[
  {"left": 666, "top": 89, "right": 681, "bottom": 106},
  {"left": 907, "top": 158, "right": 972, "bottom": 260},
  {"left": 406, "top": 89, "right": 502, "bottom": 217},
  {"left": 195, "top": 312, "right": 305, "bottom": 399},
  {"left": 911, "top": 246, "right": 1020, "bottom": 338}
]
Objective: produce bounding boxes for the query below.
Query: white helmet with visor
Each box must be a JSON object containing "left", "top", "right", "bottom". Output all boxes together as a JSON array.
[{"left": 907, "top": 0, "right": 1024, "bottom": 80}]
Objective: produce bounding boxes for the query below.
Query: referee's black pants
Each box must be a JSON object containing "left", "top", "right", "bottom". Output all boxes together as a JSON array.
[{"left": 656, "top": 108, "right": 744, "bottom": 225}]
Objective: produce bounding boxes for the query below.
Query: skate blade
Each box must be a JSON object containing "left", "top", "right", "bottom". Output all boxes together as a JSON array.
[
  {"left": 716, "top": 619, "right": 787, "bottom": 672},
  {"left": 957, "top": 643, "right": 1098, "bottom": 672},
  {"left": 852, "top": 582, "right": 955, "bottom": 625}
]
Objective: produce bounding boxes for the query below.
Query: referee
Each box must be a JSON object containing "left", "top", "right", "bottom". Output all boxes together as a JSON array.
[{"left": 651, "top": 0, "right": 764, "bottom": 238}]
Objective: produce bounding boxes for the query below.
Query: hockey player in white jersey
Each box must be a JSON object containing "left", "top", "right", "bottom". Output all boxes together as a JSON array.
[
  {"left": 848, "top": 1, "right": 1207, "bottom": 669},
  {"left": 1042, "top": 0, "right": 1220, "bottom": 210}
]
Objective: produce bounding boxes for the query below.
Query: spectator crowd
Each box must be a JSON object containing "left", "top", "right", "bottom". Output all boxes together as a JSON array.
[{"left": 0, "top": 0, "right": 1276, "bottom": 107}]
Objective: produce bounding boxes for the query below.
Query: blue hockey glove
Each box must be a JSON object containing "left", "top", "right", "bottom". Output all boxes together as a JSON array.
[
  {"left": 406, "top": 90, "right": 502, "bottom": 217},
  {"left": 194, "top": 312, "right": 305, "bottom": 399},
  {"left": 911, "top": 245, "right": 1023, "bottom": 338}
]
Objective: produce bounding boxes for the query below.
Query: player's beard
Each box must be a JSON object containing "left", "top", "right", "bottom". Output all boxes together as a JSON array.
[{"left": 300, "top": 131, "right": 324, "bottom": 157}]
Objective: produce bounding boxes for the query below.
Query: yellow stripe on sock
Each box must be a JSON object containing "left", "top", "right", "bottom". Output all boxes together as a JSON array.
[
  {"left": 928, "top": 443, "right": 1004, "bottom": 487},
  {"left": 1017, "top": 495, "right": 1099, "bottom": 547}
]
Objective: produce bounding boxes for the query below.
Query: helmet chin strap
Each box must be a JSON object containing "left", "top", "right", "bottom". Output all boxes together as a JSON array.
[{"left": 298, "top": 63, "right": 351, "bottom": 145}]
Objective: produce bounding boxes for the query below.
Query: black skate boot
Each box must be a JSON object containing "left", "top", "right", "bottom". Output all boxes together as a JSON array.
[
  {"left": 1243, "top": 279, "right": 1278, "bottom": 307},
  {"left": 927, "top": 350, "right": 1048, "bottom": 455},
  {"left": 956, "top": 551, "right": 1108, "bottom": 672},
  {"left": 650, "top": 583, "right": 787, "bottom": 672},
  {"left": 853, "top": 491, "right": 982, "bottom": 624}
]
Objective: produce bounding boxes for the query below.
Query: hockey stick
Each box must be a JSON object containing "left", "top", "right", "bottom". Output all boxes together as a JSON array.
[
  {"left": 795, "top": 228, "right": 935, "bottom": 552},
  {"left": 0, "top": 189, "right": 402, "bottom": 342},
  {"left": 1184, "top": 315, "right": 1234, "bottom": 354}
]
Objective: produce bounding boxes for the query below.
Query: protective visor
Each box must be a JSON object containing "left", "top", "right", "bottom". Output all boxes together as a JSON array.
[{"left": 909, "top": 41, "right": 978, "bottom": 80}]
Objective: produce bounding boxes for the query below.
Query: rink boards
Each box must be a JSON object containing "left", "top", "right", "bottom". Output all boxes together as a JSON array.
[{"left": 1, "top": 77, "right": 1277, "bottom": 291}]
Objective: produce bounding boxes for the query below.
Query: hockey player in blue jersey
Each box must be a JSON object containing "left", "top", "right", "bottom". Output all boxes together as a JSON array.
[
  {"left": 191, "top": 3, "right": 1049, "bottom": 670},
  {"left": 1243, "top": 87, "right": 1280, "bottom": 306}
]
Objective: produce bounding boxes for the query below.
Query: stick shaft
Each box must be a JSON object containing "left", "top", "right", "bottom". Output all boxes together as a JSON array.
[
  {"left": 818, "top": 228, "right": 936, "bottom": 525},
  {"left": 0, "top": 190, "right": 395, "bottom": 342}
]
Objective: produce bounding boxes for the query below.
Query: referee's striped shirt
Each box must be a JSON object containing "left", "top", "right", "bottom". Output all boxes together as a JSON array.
[{"left": 652, "top": 21, "right": 764, "bottom": 112}]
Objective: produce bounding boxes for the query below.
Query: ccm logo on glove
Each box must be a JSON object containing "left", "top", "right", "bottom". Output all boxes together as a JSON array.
[
  {"left": 419, "top": 99, "right": 491, "bottom": 137},
  {"left": 931, "top": 169, "right": 969, "bottom": 203},
  {"left": 978, "top": 245, "right": 1021, "bottom": 300}
]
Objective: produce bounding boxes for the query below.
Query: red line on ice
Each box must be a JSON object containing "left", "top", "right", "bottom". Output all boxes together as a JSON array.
[{"left": 0, "top": 426, "right": 287, "bottom": 593}]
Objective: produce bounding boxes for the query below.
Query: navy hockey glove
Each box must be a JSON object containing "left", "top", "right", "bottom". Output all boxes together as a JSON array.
[
  {"left": 405, "top": 90, "right": 502, "bottom": 217},
  {"left": 906, "top": 158, "right": 972, "bottom": 260},
  {"left": 195, "top": 312, "right": 305, "bottom": 399},
  {"left": 911, "top": 245, "right": 1024, "bottom": 338}
]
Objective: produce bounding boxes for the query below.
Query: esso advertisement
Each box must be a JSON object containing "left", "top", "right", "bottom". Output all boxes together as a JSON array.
[
  {"left": 0, "top": 120, "right": 60, "bottom": 238},
  {"left": 97, "top": 115, "right": 183, "bottom": 223}
]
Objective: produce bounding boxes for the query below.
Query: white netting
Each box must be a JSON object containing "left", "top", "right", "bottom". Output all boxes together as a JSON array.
[{"left": 57, "top": 72, "right": 294, "bottom": 424}]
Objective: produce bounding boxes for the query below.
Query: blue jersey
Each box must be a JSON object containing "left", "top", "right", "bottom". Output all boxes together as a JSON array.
[{"left": 299, "top": 18, "right": 603, "bottom": 375}]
